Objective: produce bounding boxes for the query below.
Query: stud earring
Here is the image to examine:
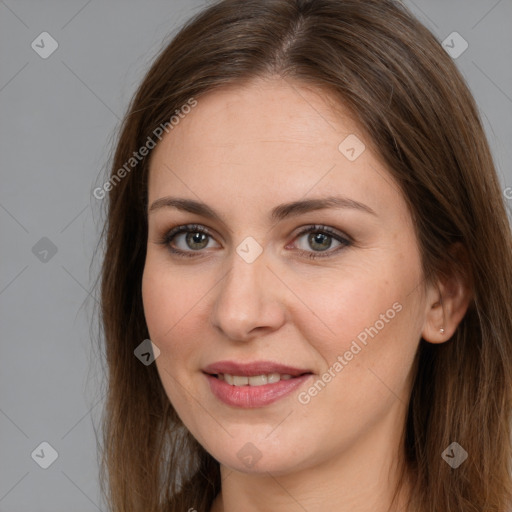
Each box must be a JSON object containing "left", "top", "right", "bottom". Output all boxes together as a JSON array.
[{"left": 440, "top": 328, "right": 445, "bottom": 335}]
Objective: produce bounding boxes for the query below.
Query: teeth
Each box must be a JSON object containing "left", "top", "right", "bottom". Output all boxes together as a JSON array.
[
  {"left": 267, "top": 373, "right": 280, "bottom": 384},
  {"left": 219, "top": 373, "right": 297, "bottom": 386},
  {"left": 249, "top": 374, "right": 267, "bottom": 386},
  {"left": 233, "top": 375, "right": 249, "bottom": 386}
]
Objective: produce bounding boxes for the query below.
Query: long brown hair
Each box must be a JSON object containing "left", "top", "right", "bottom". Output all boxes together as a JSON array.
[{"left": 97, "top": 0, "right": 512, "bottom": 510}]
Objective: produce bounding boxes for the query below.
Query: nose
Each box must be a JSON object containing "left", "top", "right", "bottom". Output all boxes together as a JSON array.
[{"left": 210, "top": 246, "right": 286, "bottom": 342}]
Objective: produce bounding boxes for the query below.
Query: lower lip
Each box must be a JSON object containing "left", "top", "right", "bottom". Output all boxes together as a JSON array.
[{"left": 204, "top": 373, "right": 312, "bottom": 408}]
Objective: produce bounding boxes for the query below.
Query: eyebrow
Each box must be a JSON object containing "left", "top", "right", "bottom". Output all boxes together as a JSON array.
[{"left": 148, "top": 195, "right": 377, "bottom": 224}]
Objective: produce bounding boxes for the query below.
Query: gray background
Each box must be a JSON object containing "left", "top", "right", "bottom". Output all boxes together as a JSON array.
[{"left": 0, "top": 1, "right": 511, "bottom": 510}]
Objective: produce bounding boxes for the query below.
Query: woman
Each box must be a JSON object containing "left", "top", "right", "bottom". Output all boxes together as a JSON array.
[{"left": 97, "top": 0, "right": 512, "bottom": 510}]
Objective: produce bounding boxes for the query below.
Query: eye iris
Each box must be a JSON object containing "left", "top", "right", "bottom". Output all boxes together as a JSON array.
[
  {"left": 309, "top": 232, "right": 331, "bottom": 251},
  {"left": 186, "top": 231, "right": 208, "bottom": 250}
]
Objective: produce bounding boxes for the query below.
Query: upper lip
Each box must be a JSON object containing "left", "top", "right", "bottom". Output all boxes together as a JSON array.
[{"left": 203, "top": 360, "right": 312, "bottom": 377}]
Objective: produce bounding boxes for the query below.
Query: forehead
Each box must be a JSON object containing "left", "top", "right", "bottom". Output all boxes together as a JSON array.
[
  {"left": 147, "top": 78, "right": 403, "bottom": 222},
  {"left": 152, "top": 78, "right": 362, "bottom": 158}
]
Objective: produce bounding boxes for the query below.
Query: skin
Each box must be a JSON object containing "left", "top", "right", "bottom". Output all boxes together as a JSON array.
[{"left": 142, "top": 76, "right": 471, "bottom": 512}]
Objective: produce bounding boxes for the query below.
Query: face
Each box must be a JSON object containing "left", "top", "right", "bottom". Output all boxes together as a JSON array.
[{"left": 142, "top": 77, "right": 429, "bottom": 476}]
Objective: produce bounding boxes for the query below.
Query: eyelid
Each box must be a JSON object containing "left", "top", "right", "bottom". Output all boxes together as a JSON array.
[
  {"left": 161, "top": 223, "right": 220, "bottom": 249},
  {"left": 288, "top": 224, "right": 352, "bottom": 259},
  {"left": 158, "top": 223, "right": 352, "bottom": 258},
  {"left": 163, "top": 223, "right": 213, "bottom": 240},
  {"left": 290, "top": 224, "right": 353, "bottom": 244}
]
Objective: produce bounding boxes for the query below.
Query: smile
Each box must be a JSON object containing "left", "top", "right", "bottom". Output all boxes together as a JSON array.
[
  {"left": 202, "top": 360, "right": 313, "bottom": 407},
  {"left": 217, "top": 373, "right": 294, "bottom": 386}
]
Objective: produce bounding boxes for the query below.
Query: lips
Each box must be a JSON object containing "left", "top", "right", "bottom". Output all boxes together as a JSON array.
[
  {"left": 202, "top": 360, "right": 311, "bottom": 377},
  {"left": 202, "top": 360, "right": 314, "bottom": 408}
]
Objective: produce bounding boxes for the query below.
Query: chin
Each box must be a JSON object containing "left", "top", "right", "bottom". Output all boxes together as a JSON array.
[
  {"left": 217, "top": 453, "right": 300, "bottom": 475},
  {"left": 202, "top": 433, "right": 316, "bottom": 476}
]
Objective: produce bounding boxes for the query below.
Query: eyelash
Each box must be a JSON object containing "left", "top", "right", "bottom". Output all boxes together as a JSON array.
[{"left": 158, "top": 223, "right": 352, "bottom": 260}]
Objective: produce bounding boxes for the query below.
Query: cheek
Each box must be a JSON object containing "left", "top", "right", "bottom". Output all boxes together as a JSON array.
[
  {"left": 141, "top": 261, "right": 210, "bottom": 428},
  {"left": 141, "top": 258, "right": 211, "bottom": 367},
  {"left": 292, "top": 265, "right": 403, "bottom": 354},
  {"left": 142, "top": 253, "right": 190, "bottom": 336},
  {"left": 141, "top": 265, "right": 170, "bottom": 342},
  {"left": 292, "top": 256, "right": 423, "bottom": 398}
]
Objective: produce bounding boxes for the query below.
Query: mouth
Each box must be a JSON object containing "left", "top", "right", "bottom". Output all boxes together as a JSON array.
[
  {"left": 202, "top": 360, "right": 314, "bottom": 408},
  {"left": 207, "top": 372, "right": 312, "bottom": 386}
]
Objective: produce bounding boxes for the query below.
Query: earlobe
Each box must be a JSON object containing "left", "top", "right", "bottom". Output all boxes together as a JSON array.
[
  {"left": 421, "top": 244, "right": 473, "bottom": 344},
  {"left": 422, "top": 297, "right": 448, "bottom": 344}
]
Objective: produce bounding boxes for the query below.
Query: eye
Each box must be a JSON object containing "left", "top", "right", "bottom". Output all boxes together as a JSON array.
[
  {"left": 158, "top": 223, "right": 352, "bottom": 259},
  {"left": 288, "top": 225, "right": 352, "bottom": 259},
  {"left": 159, "top": 224, "right": 220, "bottom": 257}
]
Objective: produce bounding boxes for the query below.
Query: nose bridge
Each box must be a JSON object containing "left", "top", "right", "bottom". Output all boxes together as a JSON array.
[{"left": 211, "top": 243, "right": 284, "bottom": 340}]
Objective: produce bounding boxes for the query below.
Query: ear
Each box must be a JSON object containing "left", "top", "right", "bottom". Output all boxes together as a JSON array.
[{"left": 421, "top": 243, "right": 473, "bottom": 344}]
